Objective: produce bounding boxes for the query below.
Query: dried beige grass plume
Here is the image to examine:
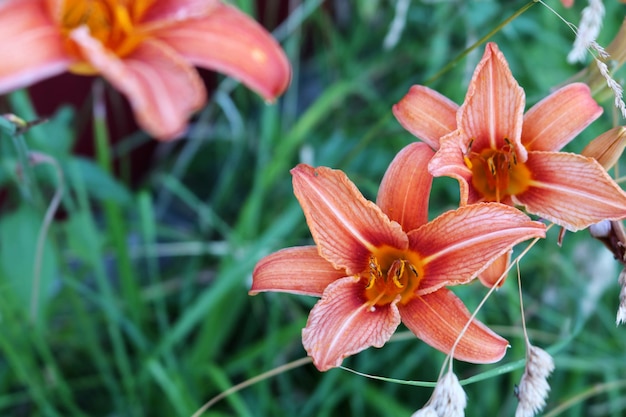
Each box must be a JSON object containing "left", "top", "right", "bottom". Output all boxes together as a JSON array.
[
  {"left": 515, "top": 346, "right": 555, "bottom": 417},
  {"left": 412, "top": 371, "right": 467, "bottom": 417}
]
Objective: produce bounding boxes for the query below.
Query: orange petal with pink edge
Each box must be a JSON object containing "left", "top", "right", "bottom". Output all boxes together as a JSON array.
[
  {"left": 152, "top": 3, "right": 291, "bottom": 101},
  {"left": 71, "top": 28, "right": 206, "bottom": 140},
  {"left": 477, "top": 251, "right": 511, "bottom": 288},
  {"left": 400, "top": 288, "right": 508, "bottom": 363},
  {"left": 513, "top": 151, "right": 626, "bottom": 231},
  {"left": 250, "top": 246, "right": 345, "bottom": 297},
  {"left": 522, "top": 83, "right": 602, "bottom": 152},
  {"left": 377, "top": 143, "right": 435, "bottom": 232},
  {"left": 0, "top": 0, "right": 70, "bottom": 94},
  {"left": 393, "top": 85, "right": 458, "bottom": 150},
  {"left": 291, "top": 164, "right": 408, "bottom": 275},
  {"left": 302, "top": 276, "right": 401, "bottom": 371},
  {"left": 458, "top": 43, "right": 526, "bottom": 161},
  {"left": 410, "top": 202, "right": 545, "bottom": 292}
]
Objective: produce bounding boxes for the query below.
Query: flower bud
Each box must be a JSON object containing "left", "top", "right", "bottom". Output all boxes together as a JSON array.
[{"left": 581, "top": 126, "right": 626, "bottom": 170}]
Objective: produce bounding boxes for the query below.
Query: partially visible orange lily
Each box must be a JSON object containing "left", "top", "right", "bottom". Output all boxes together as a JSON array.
[
  {"left": 0, "top": 0, "right": 291, "bottom": 140},
  {"left": 395, "top": 43, "right": 626, "bottom": 286},
  {"left": 251, "top": 143, "right": 546, "bottom": 371}
]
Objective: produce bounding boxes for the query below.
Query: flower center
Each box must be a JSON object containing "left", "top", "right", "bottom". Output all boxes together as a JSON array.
[
  {"left": 59, "top": 0, "right": 152, "bottom": 73},
  {"left": 464, "top": 139, "right": 532, "bottom": 203},
  {"left": 363, "top": 248, "right": 423, "bottom": 306}
]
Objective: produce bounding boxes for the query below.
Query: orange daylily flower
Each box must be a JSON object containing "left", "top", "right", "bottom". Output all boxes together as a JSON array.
[
  {"left": 0, "top": 0, "right": 291, "bottom": 140},
  {"left": 395, "top": 42, "right": 626, "bottom": 286},
  {"left": 251, "top": 143, "right": 546, "bottom": 371}
]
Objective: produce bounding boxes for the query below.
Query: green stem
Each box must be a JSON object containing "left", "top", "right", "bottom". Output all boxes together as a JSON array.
[
  {"left": 87, "top": 82, "right": 142, "bottom": 413},
  {"left": 92, "top": 81, "right": 145, "bottom": 326}
]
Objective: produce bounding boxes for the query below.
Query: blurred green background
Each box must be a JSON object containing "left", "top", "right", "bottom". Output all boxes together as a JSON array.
[{"left": 1, "top": 0, "right": 625, "bottom": 416}]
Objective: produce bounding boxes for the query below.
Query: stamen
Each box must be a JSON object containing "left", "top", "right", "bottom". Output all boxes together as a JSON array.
[
  {"left": 487, "top": 157, "right": 497, "bottom": 177},
  {"left": 390, "top": 260, "right": 406, "bottom": 288},
  {"left": 366, "top": 255, "right": 382, "bottom": 290}
]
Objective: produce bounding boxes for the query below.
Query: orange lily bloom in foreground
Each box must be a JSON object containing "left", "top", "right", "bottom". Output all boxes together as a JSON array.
[
  {"left": 394, "top": 43, "right": 626, "bottom": 286},
  {"left": 0, "top": 0, "right": 291, "bottom": 140},
  {"left": 251, "top": 143, "right": 546, "bottom": 371}
]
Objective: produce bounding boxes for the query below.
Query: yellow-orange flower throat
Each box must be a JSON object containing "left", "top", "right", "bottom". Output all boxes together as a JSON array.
[
  {"left": 464, "top": 139, "right": 532, "bottom": 202},
  {"left": 59, "top": 0, "right": 154, "bottom": 73},
  {"left": 364, "top": 247, "right": 423, "bottom": 306}
]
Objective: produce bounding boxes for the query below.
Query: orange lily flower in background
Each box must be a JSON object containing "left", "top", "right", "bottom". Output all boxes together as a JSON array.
[
  {"left": 250, "top": 143, "right": 546, "bottom": 371},
  {"left": 0, "top": 0, "right": 291, "bottom": 140},
  {"left": 395, "top": 43, "right": 626, "bottom": 286}
]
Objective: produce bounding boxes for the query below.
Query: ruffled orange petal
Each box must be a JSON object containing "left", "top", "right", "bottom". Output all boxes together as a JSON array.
[
  {"left": 377, "top": 143, "right": 435, "bottom": 232},
  {"left": 250, "top": 246, "right": 345, "bottom": 297},
  {"left": 152, "top": 3, "right": 291, "bottom": 102},
  {"left": 71, "top": 28, "right": 206, "bottom": 140},
  {"left": 400, "top": 288, "right": 508, "bottom": 363},
  {"left": 513, "top": 151, "right": 626, "bottom": 231},
  {"left": 0, "top": 0, "right": 71, "bottom": 94},
  {"left": 522, "top": 83, "right": 602, "bottom": 152},
  {"left": 392, "top": 85, "right": 458, "bottom": 150},
  {"left": 458, "top": 43, "right": 526, "bottom": 161},
  {"left": 477, "top": 252, "right": 511, "bottom": 288},
  {"left": 302, "top": 276, "right": 401, "bottom": 371},
  {"left": 428, "top": 131, "right": 477, "bottom": 205},
  {"left": 410, "top": 202, "right": 545, "bottom": 292},
  {"left": 291, "top": 164, "right": 408, "bottom": 275}
]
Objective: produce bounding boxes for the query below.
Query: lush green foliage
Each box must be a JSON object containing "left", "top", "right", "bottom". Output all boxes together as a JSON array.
[{"left": 1, "top": 1, "right": 626, "bottom": 416}]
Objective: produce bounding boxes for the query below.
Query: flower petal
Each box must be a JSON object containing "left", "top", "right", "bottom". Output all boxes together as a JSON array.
[
  {"left": 292, "top": 164, "right": 408, "bottom": 275},
  {"left": 250, "top": 246, "right": 345, "bottom": 297},
  {"left": 377, "top": 143, "right": 435, "bottom": 232},
  {"left": 303, "top": 276, "right": 401, "bottom": 371},
  {"left": 581, "top": 126, "right": 626, "bottom": 170},
  {"left": 400, "top": 288, "right": 508, "bottom": 363},
  {"left": 458, "top": 43, "right": 526, "bottom": 160},
  {"left": 0, "top": 0, "right": 71, "bottom": 94},
  {"left": 140, "top": 0, "right": 220, "bottom": 24},
  {"left": 152, "top": 3, "right": 291, "bottom": 101},
  {"left": 71, "top": 28, "right": 206, "bottom": 140},
  {"left": 477, "top": 252, "right": 511, "bottom": 288},
  {"left": 522, "top": 83, "right": 603, "bottom": 152},
  {"left": 513, "top": 151, "right": 626, "bottom": 231},
  {"left": 410, "top": 203, "right": 545, "bottom": 292},
  {"left": 393, "top": 85, "right": 459, "bottom": 150},
  {"left": 428, "top": 131, "right": 477, "bottom": 205}
]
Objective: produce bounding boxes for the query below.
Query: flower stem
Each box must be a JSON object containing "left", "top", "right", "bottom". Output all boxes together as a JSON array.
[{"left": 92, "top": 80, "right": 145, "bottom": 326}]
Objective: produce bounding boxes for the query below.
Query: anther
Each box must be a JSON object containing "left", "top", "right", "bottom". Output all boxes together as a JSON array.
[{"left": 488, "top": 157, "right": 497, "bottom": 177}]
